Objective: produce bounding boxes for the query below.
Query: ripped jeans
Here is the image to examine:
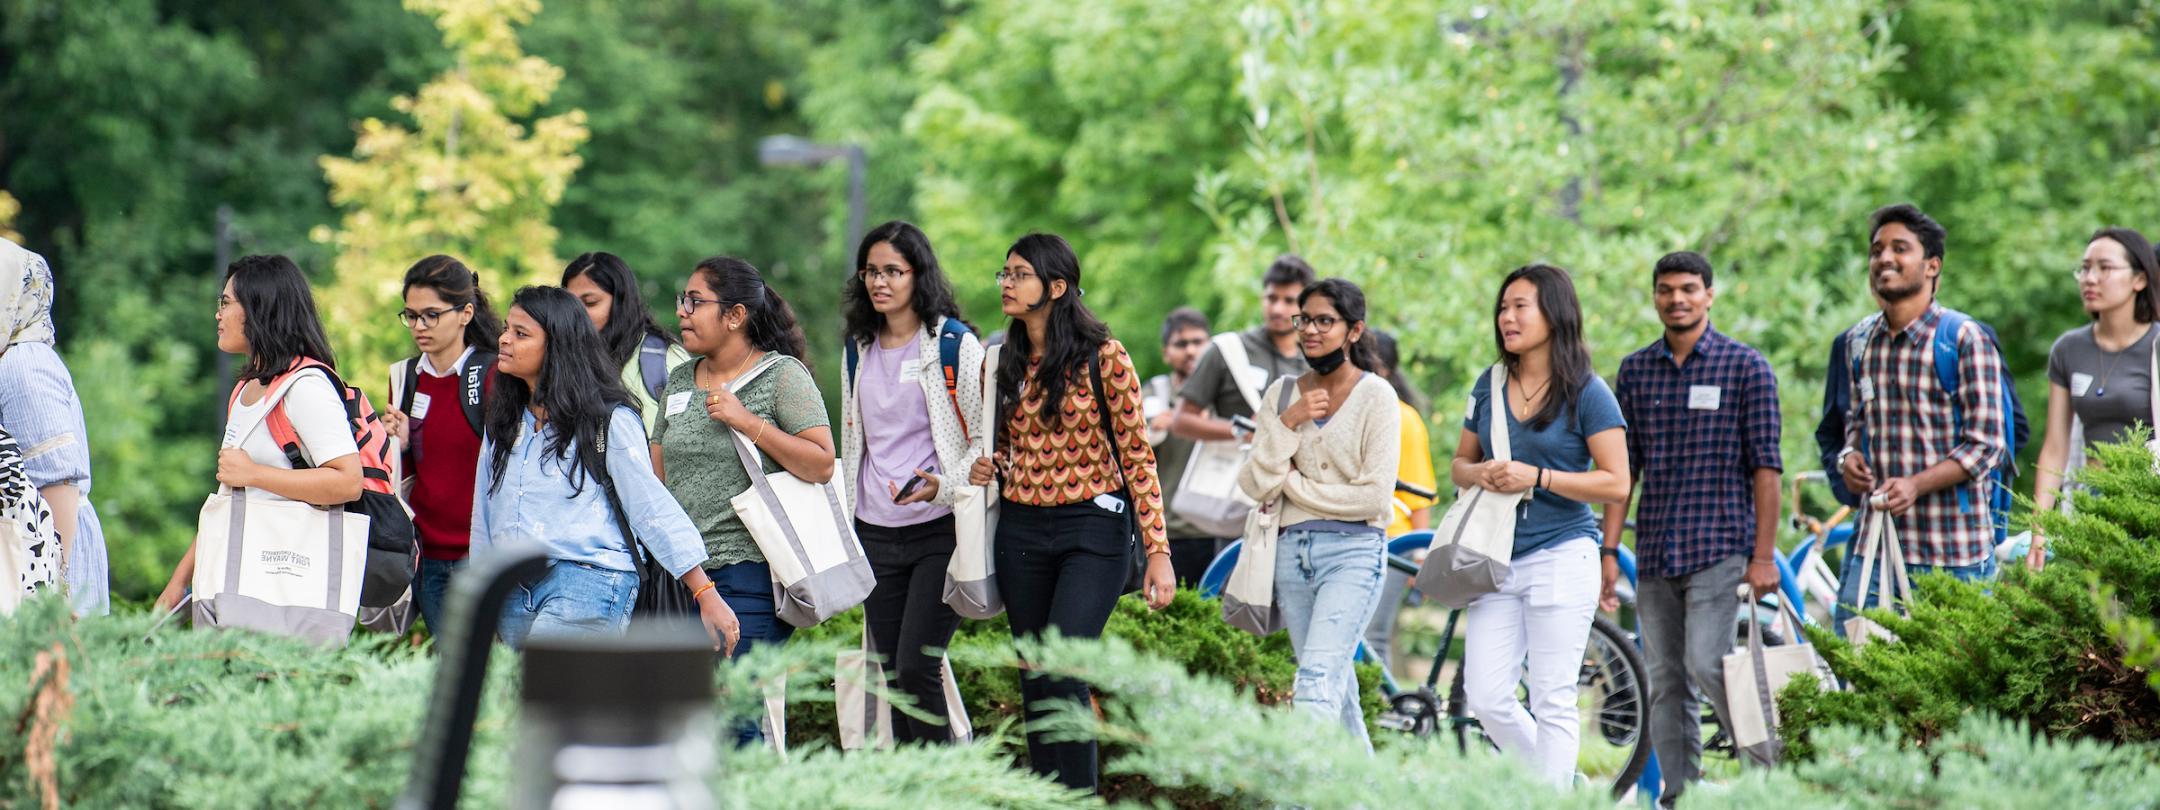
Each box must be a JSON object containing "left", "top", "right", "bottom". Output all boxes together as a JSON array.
[{"left": 1273, "top": 524, "right": 1386, "bottom": 750}]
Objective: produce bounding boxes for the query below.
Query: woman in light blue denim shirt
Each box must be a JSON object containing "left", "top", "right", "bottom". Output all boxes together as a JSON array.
[
  {"left": 0, "top": 239, "right": 107, "bottom": 615},
  {"left": 471, "top": 286, "right": 733, "bottom": 651}
]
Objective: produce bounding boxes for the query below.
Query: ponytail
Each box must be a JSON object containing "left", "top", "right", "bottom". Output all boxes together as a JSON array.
[
  {"left": 402, "top": 255, "right": 503, "bottom": 353},
  {"left": 695, "top": 256, "right": 811, "bottom": 366}
]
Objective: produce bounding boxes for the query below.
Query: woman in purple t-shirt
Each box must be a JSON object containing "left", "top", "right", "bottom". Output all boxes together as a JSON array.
[{"left": 837, "top": 221, "right": 985, "bottom": 744}]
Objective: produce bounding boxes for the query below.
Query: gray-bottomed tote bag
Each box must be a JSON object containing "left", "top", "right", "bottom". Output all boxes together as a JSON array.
[{"left": 1414, "top": 364, "right": 1530, "bottom": 609}]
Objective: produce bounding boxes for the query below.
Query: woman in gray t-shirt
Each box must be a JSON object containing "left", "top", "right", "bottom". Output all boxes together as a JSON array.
[{"left": 2032, "top": 226, "right": 2160, "bottom": 569}]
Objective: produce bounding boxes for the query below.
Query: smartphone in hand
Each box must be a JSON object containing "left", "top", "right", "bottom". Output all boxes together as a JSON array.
[{"left": 895, "top": 472, "right": 930, "bottom": 501}]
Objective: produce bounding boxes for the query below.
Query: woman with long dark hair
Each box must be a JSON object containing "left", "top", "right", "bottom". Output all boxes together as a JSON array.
[
  {"left": 563, "top": 252, "right": 690, "bottom": 435},
  {"left": 650, "top": 258, "right": 830, "bottom": 677},
  {"left": 1359, "top": 328, "right": 1439, "bottom": 670},
  {"left": 2031, "top": 226, "right": 2160, "bottom": 569},
  {"left": 155, "top": 255, "right": 366, "bottom": 612},
  {"left": 836, "top": 221, "right": 979, "bottom": 744},
  {"left": 1237, "top": 278, "right": 1400, "bottom": 748},
  {"left": 966, "top": 233, "right": 1174, "bottom": 791},
  {"left": 471, "top": 286, "right": 729, "bottom": 650},
  {"left": 381, "top": 255, "right": 503, "bottom": 634},
  {"left": 1453, "top": 264, "right": 1629, "bottom": 788}
]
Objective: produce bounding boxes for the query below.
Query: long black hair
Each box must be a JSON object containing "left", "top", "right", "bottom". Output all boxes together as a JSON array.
[
  {"left": 227, "top": 254, "right": 337, "bottom": 384},
  {"left": 562, "top": 251, "right": 676, "bottom": 370},
  {"left": 1298, "top": 278, "right": 1381, "bottom": 373},
  {"left": 2088, "top": 226, "right": 2160, "bottom": 324},
  {"left": 995, "top": 233, "right": 1110, "bottom": 447},
  {"left": 1493, "top": 263, "right": 1593, "bottom": 432},
  {"left": 842, "top": 220, "right": 965, "bottom": 346},
  {"left": 1371, "top": 328, "right": 1422, "bottom": 413},
  {"left": 695, "top": 256, "right": 811, "bottom": 363},
  {"left": 483, "top": 286, "right": 633, "bottom": 497},
  {"left": 402, "top": 254, "right": 503, "bottom": 353}
]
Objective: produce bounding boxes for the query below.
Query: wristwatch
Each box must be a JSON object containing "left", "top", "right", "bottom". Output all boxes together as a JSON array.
[{"left": 1599, "top": 546, "right": 1620, "bottom": 559}]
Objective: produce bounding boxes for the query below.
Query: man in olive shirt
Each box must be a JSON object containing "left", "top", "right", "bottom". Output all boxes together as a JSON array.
[
  {"left": 1170, "top": 255, "right": 1313, "bottom": 442},
  {"left": 1147, "top": 307, "right": 1217, "bottom": 585}
]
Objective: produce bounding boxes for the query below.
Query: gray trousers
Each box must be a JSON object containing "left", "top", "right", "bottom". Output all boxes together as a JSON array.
[{"left": 1636, "top": 553, "right": 1746, "bottom": 801}]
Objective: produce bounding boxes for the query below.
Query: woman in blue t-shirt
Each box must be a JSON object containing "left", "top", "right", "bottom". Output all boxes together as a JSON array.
[{"left": 1451, "top": 263, "right": 1629, "bottom": 788}]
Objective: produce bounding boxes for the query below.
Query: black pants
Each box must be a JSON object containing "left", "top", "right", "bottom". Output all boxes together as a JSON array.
[
  {"left": 994, "top": 499, "right": 1131, "bottom": 793},
  {"left": 857, "top": 514, "right": 965, "bottom": 745},
  {"left": 1168, "top": 537, "right": 1222, "bottom": 588}
]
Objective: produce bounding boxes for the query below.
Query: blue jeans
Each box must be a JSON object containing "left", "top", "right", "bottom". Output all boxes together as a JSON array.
[
  {"left": 498, "top": 560, "right": 638, "bottom": 650},
  {"left": 1274, "top": 526, "right": 1386, "bottom": 750},
  {"left": 1832, "top": 549, "right": 1997, "bottom": 637},
  {"left": 416, "top": 557, "right": 467, "bottom": 638},
  {"left": 710, "top": 561, "right": 795, "bottom": 745}
]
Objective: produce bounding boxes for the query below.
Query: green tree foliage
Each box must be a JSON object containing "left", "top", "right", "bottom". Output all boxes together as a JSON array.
[
  {"left": 1777, "top": 438, "right": 2160, "bottom": 759},
  {"left": 314, "top": 0, "right": 589, "bottom": 405},
  {"left": 901, "top": 0, "right": 1249, "bottom": 369}
]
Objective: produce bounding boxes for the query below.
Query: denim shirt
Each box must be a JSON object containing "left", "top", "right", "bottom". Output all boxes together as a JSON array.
[{"left": 471, "top": 405, "right": 707, "bottom": 577}]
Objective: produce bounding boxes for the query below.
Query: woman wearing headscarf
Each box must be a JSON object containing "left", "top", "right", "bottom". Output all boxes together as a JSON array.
[{"left": 0, "top": 238, "right": 106, "bottom": 615}]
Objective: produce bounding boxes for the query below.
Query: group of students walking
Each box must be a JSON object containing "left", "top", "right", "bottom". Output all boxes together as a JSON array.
[{"left": 3, "top": 196, "right": 2142, "bottom": 798}]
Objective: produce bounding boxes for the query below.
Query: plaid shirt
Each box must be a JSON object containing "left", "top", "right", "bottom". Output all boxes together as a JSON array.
[
  {"left": 1617, "top": 325, "right": 1783, "bottom": 578},
  {"left": 1842, "top": 304, "right": 2009, "bottom": 567}
]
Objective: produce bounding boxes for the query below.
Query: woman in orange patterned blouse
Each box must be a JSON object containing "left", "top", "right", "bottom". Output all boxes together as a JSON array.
[{"left": 968, "top": 232, "right": 1173, "bottom": 792}]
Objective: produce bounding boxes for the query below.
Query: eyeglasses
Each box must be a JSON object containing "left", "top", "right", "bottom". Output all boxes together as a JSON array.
[
  {"left": 676, "top": 293, "right": 723, "bottom": 312},
  {"left": 1167, "top": 338, "right": 1208, "bottom": 350},
  {"left": 994, "top": 269, "right": 1038, "bottom": 285},
  {"left": 398, "top": 307, "right": 460, "bottom": 329},
  {"left": 860, "top": 266, "right": 911, "bottom": 284},
  {"left": 2076, "top": 264, "right": 2132, "bottom": 280},
  {"left": 1292, "top": 314, "right": 1341, "bottom": 333},
  {"left": 216, "top": 295, "right": 235, "bottom": 314}
]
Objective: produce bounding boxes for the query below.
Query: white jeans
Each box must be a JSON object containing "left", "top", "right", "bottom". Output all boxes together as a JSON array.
[{"left": 1462, "top": 537, "right": 1600, "bottom": 788}]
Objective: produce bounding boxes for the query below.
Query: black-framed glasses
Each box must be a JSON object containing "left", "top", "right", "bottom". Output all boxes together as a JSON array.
[
  {"left": 399, "top": 307, "right": 459, "bottom": 329},
  {"left": 860, "top": 266, "right": 911, "bottom": 284},
  {"left": 676, "top": 293, "right": 724, "bottom": 312},
  {"left": 1292, "top": 314, "right": 1341, "bottom": 333}
]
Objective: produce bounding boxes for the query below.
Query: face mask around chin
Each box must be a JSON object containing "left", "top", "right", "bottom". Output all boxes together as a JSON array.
[{"left": 1304, "top": 347, "right": 1348, "bottom": 375}]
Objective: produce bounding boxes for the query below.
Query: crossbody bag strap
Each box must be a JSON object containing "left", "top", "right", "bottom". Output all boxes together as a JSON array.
[
  {"left": 1088, "top": 350, "right": 1128, "bottom": 491},
  {"left": 1487, "top": 364, "right": 1513, "bottom": 463},
  {"left": 589, "top": 417, "right": 648, "bottom": 568}
]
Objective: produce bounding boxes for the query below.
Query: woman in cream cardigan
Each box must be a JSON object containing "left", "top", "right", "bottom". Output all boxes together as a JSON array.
[{"left": 1237, "top": 278, "right": 1400, "bottom": 749}]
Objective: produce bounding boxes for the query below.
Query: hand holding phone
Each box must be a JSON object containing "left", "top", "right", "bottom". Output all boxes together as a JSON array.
[{"left": 889, "top": 466, "right": 939, "bottom": 505}]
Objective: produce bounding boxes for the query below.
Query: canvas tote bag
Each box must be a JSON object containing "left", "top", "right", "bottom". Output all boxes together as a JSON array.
[
  {"left": 944, "top": 345, "right": 1002, "bottom": 619},
  {"left": 727, "top": 355, "right": 876, "bottom": 628},
  {"left": 1842, "top": 504, "right": 1915, "bottom": 647},
  {"left": 193, "top": 370, "right": 368, "bottom": 645},
  {"left": 1414, "top": 364, "right": 1531, "bottom": 609},
  {"left": 1221, "top": 377, "right": 1299, "bottom": 636},
  {"left": 836, "top": 626, "right": 974, "bottom": 749},
  {"left": 1172, "top": 333, "right": 1268, "bottom": 537},
  {"left": 1723, "top": 584, "right": 1835, "bottom": 767}
]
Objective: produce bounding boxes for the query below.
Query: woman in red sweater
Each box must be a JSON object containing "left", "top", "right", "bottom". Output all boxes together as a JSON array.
[{"left": 380, "top": 255, "right": 502, "bottom": 635}]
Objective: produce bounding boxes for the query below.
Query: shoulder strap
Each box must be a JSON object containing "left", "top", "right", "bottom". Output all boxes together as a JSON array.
[
  {"left": 1273, "top": 375, "right": 1298, "bottom": 414},
  {"left": 395, "top": 358, "right": 421, "bottom": 416},
  {"left": 638, "top": 333, "right": 671, "bottom": 400},
  {"left": 460, "top": 351, "right": 496, "bottom": 437},
  {"left": 728, "top": 352, "right": 792, "bottom": 393},
  {"left": 844, "top": 339, "right": 861, "bottom": 391},
  {"left": 589, "top": 416, "right": 647, "bottom": 567},
  {"left": 980, "top": 345, "right": 1001, "bottom": 457},
  {"left": 1088, "top": 350, "right": 1128, "bottom": 489},
  {"left": 1486, "top": 364, "right": 1512, "bottom": 464},
  {"left": 1931, "top": 309, "right": 1969, "bottom": 403},
  {"left": 263, "top": 360, "right": 346, "bottom": 470},
  {"left": 938, "top": 317, "right": 970, "bottom": 440},
  {"left": 1210, "top": 332, "right": 1264, "bottom": 414}
]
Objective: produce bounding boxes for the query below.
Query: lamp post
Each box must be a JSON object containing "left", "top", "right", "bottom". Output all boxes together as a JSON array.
[{"left": 757, "top": 135, "right": 867, "bottom": 262}]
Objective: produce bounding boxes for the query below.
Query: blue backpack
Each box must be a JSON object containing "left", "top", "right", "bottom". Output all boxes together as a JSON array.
[
  {"left": 1845, "top": 308, "right": 2022, "bottom": 544},
  {"left": 845, "top": 317, "right": 973, "bottom": 433}
]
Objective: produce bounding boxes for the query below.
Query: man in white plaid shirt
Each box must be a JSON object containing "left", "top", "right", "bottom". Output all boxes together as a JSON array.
[{"left": 1836, "top": 204, "right": 2010, "bottom": 622}]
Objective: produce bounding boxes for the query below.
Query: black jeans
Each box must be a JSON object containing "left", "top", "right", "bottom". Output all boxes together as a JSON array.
[
  {"left": 1168, "top": 537, "right": 1222, "bottom": 588},
  {"left": 857, "top": 514, "right": 965, "bottom": 745},
  {"left": 994, "top": 498, "right": 1131, "bottom": 793}
]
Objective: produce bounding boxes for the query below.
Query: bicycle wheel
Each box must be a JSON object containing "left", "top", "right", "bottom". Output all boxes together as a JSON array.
[{"left": 1444, "top": 616, "right": 1652, "bottom": 799}]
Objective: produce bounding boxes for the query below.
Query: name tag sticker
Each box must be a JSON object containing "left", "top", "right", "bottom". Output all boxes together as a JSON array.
[
  {"left": 899, "top": 360, "right": 924, "bottom": 384},
  {"left": 410, "top": 392, "right": 433, "bottom": 420},
  {"left": 2070, "top": 372, "right": 2095, "bottom": 397},
  {"left": 665, "top": 390, "right": 693, "bottom": 416},
  {"left": 1858, "top": 377, "right": 1876, "bottom": 402},
  {"left": 1687, "top": 385, "right": 1721, "bottom": 411}
]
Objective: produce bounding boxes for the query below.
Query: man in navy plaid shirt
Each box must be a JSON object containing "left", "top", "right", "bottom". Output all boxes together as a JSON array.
[
  {"left": 1836, "top": 204, "right": 2009, "bottom": 603},
  {"left": 1599, "top": 251, "right": 1783, "bottom": 796}
]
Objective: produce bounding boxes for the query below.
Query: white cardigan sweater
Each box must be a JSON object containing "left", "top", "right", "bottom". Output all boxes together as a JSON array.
[
  {"left": 837, "top": 318, "right": 986, "bottom": 517},
  {"left": 1237, "top": 373, "right": 1402, "bottom": 529}
]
